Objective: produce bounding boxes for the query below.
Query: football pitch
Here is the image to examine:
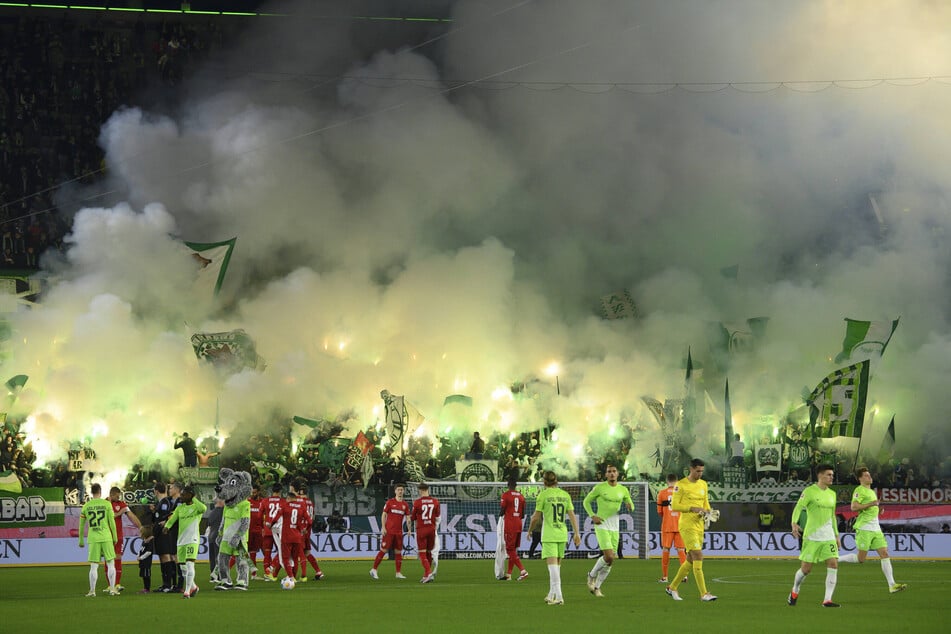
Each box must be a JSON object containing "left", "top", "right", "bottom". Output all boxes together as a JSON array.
[{"left": 1, "top": 558, "right": 947, "bottom": 633}]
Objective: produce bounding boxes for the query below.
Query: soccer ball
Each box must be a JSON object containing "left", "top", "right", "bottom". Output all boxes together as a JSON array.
[{"left": 281, "top": 576, "right": 296, "bottom": 590}]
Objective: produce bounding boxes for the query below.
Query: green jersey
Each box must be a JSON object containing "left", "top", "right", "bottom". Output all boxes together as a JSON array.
[
  {"left": 80, "top": 497, "right": 117, "bottom": 544},
  {"left": 792, "top": 484, "right": 837, "bottom": 542},
  {"left": 535, "top": 486, "right": 574, "bottom": 543},
  {"left": 222, "top": 499, "right": 251, "bottom": 546},
  {"left": 582, "top": 481, "right": 634, "bottom": 531},
  {"left": 165, "top": 500, "right": 208, "bottom": 546},
  {"left": 851, "top": 485, "right": 881, "bottom": 532}
]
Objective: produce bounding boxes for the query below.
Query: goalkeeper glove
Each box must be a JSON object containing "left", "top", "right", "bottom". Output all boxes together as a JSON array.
[{"left": 702, "top": 509, "right": 720, "bottom": 530}]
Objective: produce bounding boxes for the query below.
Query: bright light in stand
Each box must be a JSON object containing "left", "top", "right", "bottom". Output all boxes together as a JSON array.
[
  {"left": 491, "top": 386, "right": 513, "bottom": 401},
  {"left": 90, "top": 420, "right": 109, "bottom": 438},
  {"left": 544, "top": 361, "right": 560, "bottom": 377}
]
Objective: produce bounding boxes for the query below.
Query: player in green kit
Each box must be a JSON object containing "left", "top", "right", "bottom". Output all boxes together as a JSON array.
[
  {"left": 583, "top": 465, "right": 634, "bottom": 597},
  {"left": 528, "top": 471, "right": 581, "bottom": 606},
  {"left": 79, "top": 483, "right": 119, "bottom": 597},
  {"left": 837, "top": 467, "right": 908, "bottom": 593},
  {"left": 164, "top": 485, "right": 208, "bottom": 598},
  {"left": 788, "top": 464, "right": 841, "bottom": 607}
]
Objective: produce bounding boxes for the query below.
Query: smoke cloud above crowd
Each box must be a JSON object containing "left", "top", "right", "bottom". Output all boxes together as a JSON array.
[{"left": 6, "top": 0, "right": 950, "bottom": 477}]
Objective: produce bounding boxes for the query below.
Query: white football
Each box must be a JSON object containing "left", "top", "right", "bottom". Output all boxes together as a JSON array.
[{"left": 281, "top": 576, "right": 296, "bottom": 590}]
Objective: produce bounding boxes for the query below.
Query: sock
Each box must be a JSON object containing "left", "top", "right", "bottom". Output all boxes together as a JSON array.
[
  {"left": 678, "top": 550, "right": 687, "bottom": 565},
  {"left": 590, "top": 556, "right": 606, "bottom": 578},
  {"left": 372, "top": 551, "right": 384, "bottom": 569},
  {"left": 596, "top": 563, "right": 612, "bottom": 588},
  {"left": 881, "top": 558, "right": 895, "bottom": 586},
  {"left": 185, "top": 561, "right": 195, "bottom": 592},
  {"left": 115, "top": 560, "right": 122, "bottom": 586},
  {"left": 177, "top": 562, "right": 185, "bottom": 588},
  {"left": 662, "top": 551, "right": 670, "bottom": 577},
  {"left": 300, "top": 558, "right": 308, "bottom": 577},
  {"left": 838, "top": 553, "right": 859, "bottom": 563},
  {"left": 308, "top": 555, "right": 321, "bottom": 574},
  {"left": 395, "top": 553, "right": 403, "bottom": 573},
  {"left": 692, "top": 561, "right": 707, "bottom": 595},
  {"left": 548, "top": 564, "right": 562, "bottom": 600},
  {"left": 89, "top": 563, "right": 99, "bottom": 592},
  {"left": 106, "top": 560, "right": 116, "bottom": 588},
  {"left": 824, "top": 568, "right": 837, "bottom": 602},
  {"left": 670, "top": 561, "right": 692, "bottom": 590},
  {"left": 160, "top": 561, "right": 171, "bottom": 587},
  {"left": 792, "top": 568, "right": 807, "bottom": 594},
  {"left": 421, "top": 552, "right": 431, "bottom": 577}
]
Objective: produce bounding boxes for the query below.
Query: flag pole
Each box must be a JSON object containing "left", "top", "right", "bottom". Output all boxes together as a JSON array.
[{"left": 850, "top": 407, "right": 873, "bottom": 475}]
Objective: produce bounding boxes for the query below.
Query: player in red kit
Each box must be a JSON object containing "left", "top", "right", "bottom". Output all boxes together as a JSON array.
[
  {"left": 247, "top": 484, "right": 263, "bottom": 580},
  {"left": 293, "top": 481, "right": 324, "bottom": 581},
  {"left": 411, "top": 483, "right": 440, "bottom": 583},
  {"left": 370, "top": 483, "right": 410, "bottom": 580},
  {"left": 261, "top": 483, "right": 286, "bottom": 580},
  {"left": 280, "top": 487, "right": 311, "bottom": 582},
  {"left": 499, "top": 478, "right": 528, "bottom": 581},
  {"left": 108, "top": 486, "right": 143, "bottom": 591}
]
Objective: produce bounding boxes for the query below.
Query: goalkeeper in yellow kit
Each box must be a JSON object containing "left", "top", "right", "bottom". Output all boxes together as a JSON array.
[{"left": 666, "top": 458, "right": 718, "bottom": 602}]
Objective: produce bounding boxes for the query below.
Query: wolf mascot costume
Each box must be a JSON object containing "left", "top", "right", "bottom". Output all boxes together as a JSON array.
[{"left": 215, "top": 468, "right": 253, "bottom": 590}]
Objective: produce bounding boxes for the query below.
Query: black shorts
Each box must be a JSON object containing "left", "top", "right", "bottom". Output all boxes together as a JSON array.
[{"left": 154, "top": 531, "right": 176, "bottom": 556}]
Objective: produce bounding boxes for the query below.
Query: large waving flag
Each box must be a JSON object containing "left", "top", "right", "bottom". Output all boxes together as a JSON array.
[
  {"left": 185, "top": 237, "right": 237, "bottom": 297},
  {"left": 341, "top": 431, "right": 375, "bottom": 483},
  {"left": 380, "top": 390, "right": 406, "bottom": 454},
  {"left": 807, "top": 360, "right": 871, "bottom": 438},
  {"left": 191, "top": 329, "right": 264, "bottom": 373},
  {"left": 834, "top": 317, "right": 900, "bottom": 364}
]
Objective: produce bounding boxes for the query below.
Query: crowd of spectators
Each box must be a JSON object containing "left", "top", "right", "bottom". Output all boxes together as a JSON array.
[{"left": 0, "top": 11, "right": 231, "bottom": 271}]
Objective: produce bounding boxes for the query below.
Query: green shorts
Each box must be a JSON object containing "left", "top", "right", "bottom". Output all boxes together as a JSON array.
[
  {"left": 87, "top": 540, "right": 116, "bottom": 563},
  {"left": 541, "top": 541, "right": 566, "bottom": 559},
  {"left": 855, "top": 528, "right": 887, "bottom": 552},
  {"left": 594, "top": 527, "right": 619, "bottom": 552},
  {"left": 799, "top": 539, "right": 839, "bottom": 563},
  {"left": 177, "top": 543, "right": 199, "bottom": 561}
]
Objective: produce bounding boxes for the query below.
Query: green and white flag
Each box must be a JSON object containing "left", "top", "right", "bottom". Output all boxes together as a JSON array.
[
  {"left": 251, "top": 460, "right": 288, "bottom": 479},
  {"left": 185, "top": 237, "right": 237, "bottom": 298},
  {"left": 807, "top": 360, "right": 871, "bottom": 438},
  {"left": 191, "top": 329, "right": 263, "bottom": 373},
  {"left": 0, "top": 470, "right": 21, "bottom": 493},
  {"left": 834, "top": 317, "right": 899, "bottom": 364}
]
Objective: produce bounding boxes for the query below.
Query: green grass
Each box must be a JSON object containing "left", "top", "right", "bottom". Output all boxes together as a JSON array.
[{"left": 1, "top": 558, "right": 947, "bottom": 633}]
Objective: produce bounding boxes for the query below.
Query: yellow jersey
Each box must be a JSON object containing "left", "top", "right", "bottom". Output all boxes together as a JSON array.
[{"left": 671, "top": 477, "right": 711, "bottom": 531}]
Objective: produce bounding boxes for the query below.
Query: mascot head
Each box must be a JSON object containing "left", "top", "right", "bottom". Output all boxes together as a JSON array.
[{"left": 215, "top": 467, "right": 253, "bottom": 507}]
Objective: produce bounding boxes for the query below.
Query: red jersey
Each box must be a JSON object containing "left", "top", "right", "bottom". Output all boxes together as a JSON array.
[
  {"left": 301, "top": 496, "right": 315, "bottom": 534},
  {"left": 262, "top": 495, "right": 285, "bottom": 535},
  {"left": 249, "top": 497, "right": 263, "bottom": 534},
  {"left": 411, "top": 496, "right": 440, "bottom": 531},
  {"left": 500, "top": 490, "right": 526, "bottom": 530},
  {"left": 110, "top": 499, "right": 130, "bottom": 542},
  {"left": 383, "top": 498, "right": 410, "bottom": 534},
  {"left": 282, "top": 498, "right": 310, "bottom": 543},
  {"left": 657, "top": 486, "right": 681, "bottom": 533}
]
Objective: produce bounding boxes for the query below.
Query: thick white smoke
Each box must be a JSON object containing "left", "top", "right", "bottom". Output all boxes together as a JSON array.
[{"left": 6, "top": 0, "right": 950, "bottom": 478}]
